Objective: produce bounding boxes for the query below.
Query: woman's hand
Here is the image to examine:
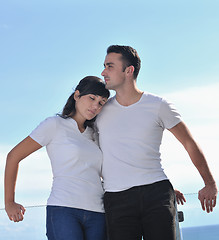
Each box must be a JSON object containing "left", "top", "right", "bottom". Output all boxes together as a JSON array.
[
  {"left": 5, "top": 202, "right": 26, "bottom": 222},
  {"left": 174, "top": 189, "right": 186, "bottom": 205}
]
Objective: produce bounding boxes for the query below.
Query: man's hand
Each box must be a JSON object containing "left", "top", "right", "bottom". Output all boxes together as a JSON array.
[{"left": 198, "top": 183, "right": 218, "bottom": 213}]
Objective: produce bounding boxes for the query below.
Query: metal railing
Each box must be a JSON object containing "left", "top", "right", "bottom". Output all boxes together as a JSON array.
[{"left": 0, "top": 193, "right": 218, "bottom": 240}]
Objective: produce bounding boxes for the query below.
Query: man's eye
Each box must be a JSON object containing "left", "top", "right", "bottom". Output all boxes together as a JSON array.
[
  {"left": 90, "top": 97, "right": 95, "bottom": 100},
  {"left": 99, "top": 102, "right": 103, "bottom": 106}
]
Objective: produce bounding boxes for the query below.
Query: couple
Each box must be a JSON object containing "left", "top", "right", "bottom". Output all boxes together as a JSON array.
[{"left": 5, "top": 45, "right": 218, "bottom": 240}]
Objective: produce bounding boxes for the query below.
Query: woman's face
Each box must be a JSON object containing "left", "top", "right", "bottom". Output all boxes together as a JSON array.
[{"left": 74, "top": 91, "right": 108, "bottom": 121}]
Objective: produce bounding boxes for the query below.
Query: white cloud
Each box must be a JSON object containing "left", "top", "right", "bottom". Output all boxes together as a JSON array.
[
  {"left": 163, "top": 82, "right": 219, "bottom": 123},
  {"left": 161, "top": 82, "right": 219, "bottom": 193}
]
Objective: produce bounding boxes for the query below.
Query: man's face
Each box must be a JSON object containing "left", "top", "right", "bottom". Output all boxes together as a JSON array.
[{"left": 101, "top": 53, "right": 126, "bottom": 90}]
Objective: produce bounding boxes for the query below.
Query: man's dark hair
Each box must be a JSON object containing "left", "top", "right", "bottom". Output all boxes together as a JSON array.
[{"left": 107, "top": 45, "right": 141, "bottom": 79}]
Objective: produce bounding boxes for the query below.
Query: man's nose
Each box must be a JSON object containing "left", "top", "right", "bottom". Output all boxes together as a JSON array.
[{"left": 101, "top": 69, "right": 106, "bottom": 76}]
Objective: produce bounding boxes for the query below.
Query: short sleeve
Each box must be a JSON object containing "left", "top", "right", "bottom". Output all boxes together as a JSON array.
[
  {"left": 158, "top": 98, "right": 182, "bottom": 129},
  {"left": 29, "top": 117, "right": 57, "bottom": 146}
]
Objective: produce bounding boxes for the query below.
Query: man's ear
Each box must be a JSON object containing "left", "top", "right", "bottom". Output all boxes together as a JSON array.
[
  {"left": 74, "top": 90, "right": 80, "bottom": 101},
  {"left": 126, "top": 65, "right": 135, "bottom": 75}
]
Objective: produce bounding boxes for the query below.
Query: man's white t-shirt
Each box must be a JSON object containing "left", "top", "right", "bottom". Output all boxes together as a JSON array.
[
  {"left": 30, "top": 116, "right": 104, "bottom": 213},
  {"left": 96, "top": 92, "right": 182, "bottom": 192}
]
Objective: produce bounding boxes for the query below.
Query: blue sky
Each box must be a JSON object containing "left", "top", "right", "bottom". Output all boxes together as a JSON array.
[{"left": 0, "top": 0, "right": 219, "bottom": 227}]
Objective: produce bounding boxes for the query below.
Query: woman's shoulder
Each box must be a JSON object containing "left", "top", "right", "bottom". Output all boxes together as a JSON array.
[
  {"left": 34, "top": 115, "right": 63, "bottom": 131},
  {"left": 41, "top": 115, "right": 60, "bottom": 125},
  {"left": 29, "top": 116, "right": 60, "bottom": 144}
]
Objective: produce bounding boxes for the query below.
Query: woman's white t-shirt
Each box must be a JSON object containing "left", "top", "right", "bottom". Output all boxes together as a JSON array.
[{"left": 29, "top": 116, "right": 104, "bottom": 213}]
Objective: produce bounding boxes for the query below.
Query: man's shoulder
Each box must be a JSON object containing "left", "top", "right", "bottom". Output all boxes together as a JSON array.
[
  {"left": 107, "top": 95, "right": 116, "bottom": 104},
  {"left": 101, "top": 95, "right": 116, "bottom": 109},
  {"left": 96, "top": 96, "right": 116, "bottom": 124},
  {"left": 142, "top": 92, "right": 164, "bottom": 103}
]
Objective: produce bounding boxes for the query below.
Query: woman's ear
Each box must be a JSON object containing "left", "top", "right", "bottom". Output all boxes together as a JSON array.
[{"left": 74, "top": 90, "right": 80, "bottom": 101}]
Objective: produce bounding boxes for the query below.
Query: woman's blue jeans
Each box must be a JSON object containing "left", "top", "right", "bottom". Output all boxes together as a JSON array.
[{"left": 46, "top": 206, "right": 107, "bottom": 240}]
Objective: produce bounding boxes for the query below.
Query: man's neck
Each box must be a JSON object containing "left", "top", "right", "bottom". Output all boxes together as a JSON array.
[{"left": 115, "top": 83, "right": 143, "bottom": 106}]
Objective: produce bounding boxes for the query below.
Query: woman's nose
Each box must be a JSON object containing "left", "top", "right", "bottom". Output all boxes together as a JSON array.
[{"left": 92, "top": 101, "right": 100, "bottom": 110}]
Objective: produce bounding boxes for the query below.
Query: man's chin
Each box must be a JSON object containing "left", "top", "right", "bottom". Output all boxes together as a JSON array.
[{"left": 105, "top": 83, "right": 113, "bottom": 90}]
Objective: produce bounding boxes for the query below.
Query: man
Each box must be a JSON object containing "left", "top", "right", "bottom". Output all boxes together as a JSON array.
[{"left": 96, "top": 45, "right": 218, "bottom": 240}]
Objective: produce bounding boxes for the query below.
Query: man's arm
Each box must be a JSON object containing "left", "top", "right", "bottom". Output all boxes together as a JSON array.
[{"left": 168, "top": 121, "right": 218, "bottom": 213}]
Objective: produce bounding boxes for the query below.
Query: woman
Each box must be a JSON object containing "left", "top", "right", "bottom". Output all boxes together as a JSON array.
[{"left": 4, "top": 76, "right": 110, "bottom": 240}]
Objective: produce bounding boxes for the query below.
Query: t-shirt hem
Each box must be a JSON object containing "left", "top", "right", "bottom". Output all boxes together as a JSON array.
[
  {"left": 46, "top": 202, "right": 105, "bottom": 213},
  {"left": 104, "top": 177, "right": 169, "bottom": 192}
]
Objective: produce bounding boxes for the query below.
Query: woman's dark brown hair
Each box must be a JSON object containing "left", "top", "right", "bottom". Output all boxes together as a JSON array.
[{"left": 58, "top": 76, "right": 110, "bottom": 128}]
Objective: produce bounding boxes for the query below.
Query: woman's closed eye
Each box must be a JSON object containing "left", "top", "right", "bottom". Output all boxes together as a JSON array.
[{"left": 90, "top": 96, "right": 95, "bottom": 100}]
